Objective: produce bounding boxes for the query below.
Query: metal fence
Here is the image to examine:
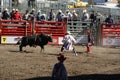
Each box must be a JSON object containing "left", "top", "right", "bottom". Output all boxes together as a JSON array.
[
  {"left": 66, "top": 19, "right": 101, "bottom": 46},
  {"left": 0, "top": 1, "right": 119, "bottom": 46}
]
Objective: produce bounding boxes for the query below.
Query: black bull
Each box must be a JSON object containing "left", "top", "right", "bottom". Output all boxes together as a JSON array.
[{"left": 18, "top": 33, "right": 53, "bottom": 52}]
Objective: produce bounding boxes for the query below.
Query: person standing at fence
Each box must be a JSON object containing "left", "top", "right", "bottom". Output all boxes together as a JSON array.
[
  {"left": 40, "top": 14, "right": 46, "bottom": 21},
  {"left": 10, "top": 9, "right": 15, "bottom": 20},
  {"left": 104, "top": 15, "right": 113, "bottom": 28},
  {"left": 52, "top": 53, "right": 68, "bottom": 80},
  {"left": 90, "top": 11, "right": 97, "bottom": 23},
  {"left": 47, "top": 9, "right": 55, "bottom": 21},
  {"left": 2, "top": 8, "right": 10, "bottom": 20},
  {"left": 105, "top": 15, "right": 113, "bottom": 23},
  {"left": 89, "top": 10, "right": 97, "bottom": 29},
  {"left": 28, "top": 8, "right": 36, "bottom": 21},
  {"left": 86, "top": 30, "right": 94, "bottom": 53},
  {"left": 36, "top": 10, "right": 41, "bottom": 21},
  {"left": 72, "top": 10, "right": 78, "bottom": 25},
  {"left": 61, "top": 31, "right": 78, "bottom": 56},
  {"left": 12, "top": 9, "right": 22, "bottom": 20},
  {"left": 81, "top": 9, "right": 89, "bottom": 25},
  {"left": 66, "top": 10, "right": 72, "bottom": 21},
  {"left": 22, "top": 10, "right": 29, "bottom": 20},
  {"left": 55, "top": 10, "right": 65, "bottom": 22},
  {"left": 64, "top": 10, "right": 72, "bottom": 24}
]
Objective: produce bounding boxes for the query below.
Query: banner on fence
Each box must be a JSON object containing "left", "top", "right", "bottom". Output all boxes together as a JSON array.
[
  {"left": 101, "top": 23, "right": 120, "bottom": 46},
  {"left": 103, "top": 38, "right": 120, "bottom": 46},
  {"left": 1, "top": 36, "right": 22, "bottom": 44},
  {"left": 0, "top": 20, "right": 66, "bottom": 45}
]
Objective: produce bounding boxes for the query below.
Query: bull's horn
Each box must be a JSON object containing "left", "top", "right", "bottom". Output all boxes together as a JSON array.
[{"left": 49, "top": 34, "right": 52, "bottom": 36}]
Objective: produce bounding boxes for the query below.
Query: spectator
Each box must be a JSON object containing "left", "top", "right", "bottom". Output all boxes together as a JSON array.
[
  {"left": 55, "top": 10, "right": 64, "bottom": 22},
  {"left": 104, "top": 15, "right": 113, "bottom": 27},
  {"left": 89, "top": 10, "right": 97, "bottom": 28},
  {"left": 40, "top": 14, "right": 46, "bottom": 21},
  {"left": 2, "top": 8, "right": 10, "bottom": 20},
  {"left": 47, "top": 9, "right": 55, "bottom": 21},
  {"left": 81, "top": 9, "right": 89, "bottom": 22},
  {"left": 52, "top": 54, "right": 68, "bottom": 80},
  {"left": 12, "top": 9, "right": 22, "bottom": 20},
  {"left": 90, "top": 10, "right": 97, "bottom": 23},
  {"left": 61, "top": 31, "right": 78, "bottom": 56},
  {"left": 36, "top": 10, "right": 41, "bottom": 21},
  {"left": 95, "top": 11, "right": 103, "bottom": 21},
  {"left": 72, "top": 10, "right": 78, "bottom": 25},
  {"left": 22, "top": 10, "right": 29, "bottom": 20},
  {"left": 72, "top": 10, "right": 78, "bottom": 21},
  {"left": 65, "top": 10, "right": 72, "bottom": 22},
  {"left": 28, "top": 8, "right": 36, "bottom": 21},
  {"left": 10, "top": 8, "right": 15, "bottom": 19},
  {"left": 105, "top": 15, "right": 113, "bottom": 23},
  {"left": 64, "top": 10, "right": 72, "bottom": 25}
]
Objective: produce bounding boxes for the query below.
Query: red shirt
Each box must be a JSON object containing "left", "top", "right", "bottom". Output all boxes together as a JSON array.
[{"left": 12, "top": 12, "right": 21, "bottom": 20}]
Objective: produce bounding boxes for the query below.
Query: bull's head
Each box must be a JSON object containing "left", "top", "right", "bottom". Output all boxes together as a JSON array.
[{"left": 48, "top": 34, "right": 53, "bottom": 42}]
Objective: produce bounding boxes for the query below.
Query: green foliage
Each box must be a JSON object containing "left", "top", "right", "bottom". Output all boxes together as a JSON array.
[{"left": 118, "top": 0, "right": 120, "bottom": 5}]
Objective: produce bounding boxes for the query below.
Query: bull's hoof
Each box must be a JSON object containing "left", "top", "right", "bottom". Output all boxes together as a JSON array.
[
  {"left": 19, "top": 50, "right": 22, "bottom": 52},
  {"left": 19, "top": 49, "right": 22, "bottom": 52}
]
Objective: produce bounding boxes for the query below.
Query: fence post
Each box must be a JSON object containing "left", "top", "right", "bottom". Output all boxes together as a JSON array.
[
  {"left": 0, "top": 20, "right": 1, "bottom": 44},
  {"left": 32, "top": 19, "right": 35, "bottom": 35},
  {"left": 25, "top": 21, "right": 28, "bottom": 36},
  {"left": 96, "top": 19, "right": 102, "bottom": 46}
]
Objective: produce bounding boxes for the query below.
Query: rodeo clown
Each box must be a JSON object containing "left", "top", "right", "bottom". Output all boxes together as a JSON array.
[
  {"left": 86, "top": 29, "right": 94, "bottom": 53},
  {"left": 61, "top": 31, "right": 78, "bottom": 56}
]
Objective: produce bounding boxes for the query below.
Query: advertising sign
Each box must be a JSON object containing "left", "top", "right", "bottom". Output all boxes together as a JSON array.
[
  {"left": 103, "top": 38, "right": 120, "bottom": 46},
  {"left": 101, "top": 23, "right": 120, "bottom": 46},
  {"left": 1, "top": 36, "right": 22, "bottom": 44}
]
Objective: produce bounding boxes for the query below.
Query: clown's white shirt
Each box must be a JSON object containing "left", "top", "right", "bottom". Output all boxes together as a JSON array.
[{"left": 62, "top": 34, "right": 76, "bottom": 50}]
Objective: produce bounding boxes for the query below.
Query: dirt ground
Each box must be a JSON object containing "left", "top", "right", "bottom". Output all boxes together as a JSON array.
[{"left": 0, "top": 44, "right": 120, "bottom": 80}]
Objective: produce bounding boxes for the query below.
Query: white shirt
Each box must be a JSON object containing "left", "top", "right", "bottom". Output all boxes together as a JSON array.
[{"left": 63, "top": 34, "right": 76, "bottom": 44}]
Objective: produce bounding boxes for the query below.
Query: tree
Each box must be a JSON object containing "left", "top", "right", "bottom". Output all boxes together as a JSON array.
[{"left": 118, "top": 0, "right": 120, "bottom": 6}]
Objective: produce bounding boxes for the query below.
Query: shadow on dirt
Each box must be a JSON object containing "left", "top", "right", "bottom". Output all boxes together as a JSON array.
[
  {"left": 106, "top": 52, "right": 120, "bottom": 55},
  {"left": 9, "top": 50, "right": 34, "bottom": 53},
  {"left": 48, "top": 53, "right": 59, "bottom": 56},
  {"left": 77, "top": 51, "right": 85, "bottom": 54},
  {"left": 24, "top": 74, "right": 120, "bottom": 80}
]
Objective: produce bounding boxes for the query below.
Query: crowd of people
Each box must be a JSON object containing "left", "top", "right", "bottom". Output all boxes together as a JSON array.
[
  {"left": 0, "top": 8, "right": 111, "bottom": 23},
  {"left": 0, "top": 8, "right": 78, "bottom": 22}
]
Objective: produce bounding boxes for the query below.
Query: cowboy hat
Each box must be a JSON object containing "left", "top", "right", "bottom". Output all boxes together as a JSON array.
[
  {"left": 38, "top": 10, "right": 41, "bottom": 12},
  {"left": 57, "top": 54, "right": 66, "bottom": 62},
  {"left": 12, "top": 8, "right": 15, "bottom": 11},
  {"left": 32, "top": 8, "right": 35, "bottom": 11},
  {"left": 72, "top": 10, "right": 76, "bottom": 13},
  {"left": 5, "top": 8, "right": 8, "bottom": 11},
  {"left": 83, "top": 9, "right": 87, "bottom": 13},
  {"left": 15, "top": 9, "right": 19, "bottom": 11},
  {"left": 66, "top": 31, "right": 71, "bottom": 34},
  {"left": 58, "top": 9, "right": 62, "bottom": 13}
]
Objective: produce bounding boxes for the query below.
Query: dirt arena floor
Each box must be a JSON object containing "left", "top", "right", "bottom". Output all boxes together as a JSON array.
[{"left": 0, "top": 44, "right": 120, "bottom": 80}]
